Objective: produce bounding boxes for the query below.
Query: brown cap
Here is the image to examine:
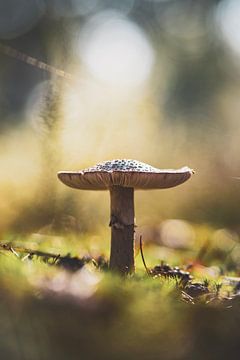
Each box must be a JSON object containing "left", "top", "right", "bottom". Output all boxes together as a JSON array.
[
  {"left": 57, "top": 159, "right": 193, "bottom": 190},
  {"left": 58, "top": 159, "right": 193, "bottom": 190}
]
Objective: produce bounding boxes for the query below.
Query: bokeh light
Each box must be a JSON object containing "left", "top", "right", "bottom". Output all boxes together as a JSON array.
[
  {"left": 160, "top": 219, "right": 195, "bottom": 249},
  {"left": 78, "top": 11, "right": 155, "bottom": 88},
  {"left": 157, "top": 1, "right": 206, "bottom": 40},
  {"left": 215, "top": 0, "right": 240, "bottom": 57}
]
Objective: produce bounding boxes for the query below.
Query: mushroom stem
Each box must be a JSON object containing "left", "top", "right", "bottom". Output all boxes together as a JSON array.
[{"left": 109, "top": 186, "right": 135, "bottom": 275}]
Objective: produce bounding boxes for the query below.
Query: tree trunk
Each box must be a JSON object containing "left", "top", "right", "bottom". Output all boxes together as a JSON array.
[{"left": 109, "top": 186, "right": 135, "bottom": 275}]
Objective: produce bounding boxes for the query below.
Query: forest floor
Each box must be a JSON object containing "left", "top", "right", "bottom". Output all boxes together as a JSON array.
[{"left": 1, "top": 226, "right": 240, "bottom": 360}]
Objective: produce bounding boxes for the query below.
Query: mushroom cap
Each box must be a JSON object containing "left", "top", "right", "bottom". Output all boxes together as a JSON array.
[{"left": 58, "top": 159, "right": 193, "bottom": 190}]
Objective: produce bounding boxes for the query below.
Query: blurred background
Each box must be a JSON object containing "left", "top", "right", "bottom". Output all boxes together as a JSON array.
[{"left": 0, "top": 0, "right": 240, "bottom": 242}]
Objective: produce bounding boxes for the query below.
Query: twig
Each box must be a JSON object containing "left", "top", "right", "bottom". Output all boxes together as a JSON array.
[
  {"left": 10, "top": 246, "right": 20, "bottom": 258},
  {"left": 139, "top": 235, "right": 151, "bottom": 276},
  {"left": 181, "top": 291, "right": 195, "bottom": 304},
  {"left": 21, "top": 253, "right": 31, "bottom": 262},
  {"left": 0, "top": 242, "right": 62, "bottom": 260},
  {"left": 52, "top": 254, "right": 61, "bottom": 265},
  {"left": 0, "top": 43, "right": 72, "bottom": 80}
]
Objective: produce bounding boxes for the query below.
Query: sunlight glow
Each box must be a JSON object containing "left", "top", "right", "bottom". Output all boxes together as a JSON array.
[{"left": 78, "top": 11, "right": 155, "bottom": 88}]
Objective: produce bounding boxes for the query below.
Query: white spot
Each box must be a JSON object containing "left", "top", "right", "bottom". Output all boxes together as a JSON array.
[{"left": 78, "top": 11, "right": 155, "bottom": 88}]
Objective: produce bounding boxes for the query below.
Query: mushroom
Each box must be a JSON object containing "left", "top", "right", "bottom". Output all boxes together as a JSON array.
[{"left": 57, "top": 159, "right": 193, "bottom": 275}]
